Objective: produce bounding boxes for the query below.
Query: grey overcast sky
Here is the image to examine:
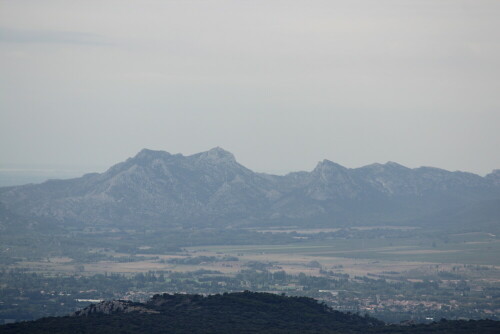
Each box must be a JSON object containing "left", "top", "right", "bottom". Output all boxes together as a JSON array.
[{"left": 1, "top": 0, "right": 499, "bottom": 176}]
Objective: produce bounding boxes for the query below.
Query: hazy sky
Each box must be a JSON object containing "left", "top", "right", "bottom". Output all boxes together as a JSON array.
[{"left": 1, "top": 0, "right": 499, "bottom": 176}]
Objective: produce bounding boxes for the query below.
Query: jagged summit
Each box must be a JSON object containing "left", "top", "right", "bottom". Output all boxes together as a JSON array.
[
  {"left": 358, "top": 161, "right": 409, "bottom": 171},
  {"left": 132, "top": 148, "right": 173, "bottom": 162},
  {"left": 313, "top": 159, "right": 347, "bottom": 171},
  {"left": 132, "top": 147, "right": 237, "bottom": 165},
  {"left": 384, "top": 161, "right": 409, "bottom": 169},
  {"left": 193, "top": 147, "right": 236, "bottom": 164}
]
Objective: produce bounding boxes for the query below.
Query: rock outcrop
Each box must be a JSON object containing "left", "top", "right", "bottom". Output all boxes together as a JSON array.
[{"left": 73, "top": 300, "right": 158, "bottom": 316}]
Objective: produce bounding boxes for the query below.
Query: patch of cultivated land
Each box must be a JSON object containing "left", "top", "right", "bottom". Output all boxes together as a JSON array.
[
  {"left": 11, "top": 229, "right": 500, "bottom": 282},
  {"left": 187, "top": 236, "right": 500, "bottom": 264},
  {"left": 4, "top": 227, "right": 499, "bottom": 324}
]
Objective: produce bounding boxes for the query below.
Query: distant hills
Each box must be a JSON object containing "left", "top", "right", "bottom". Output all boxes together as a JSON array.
[
  {"left": 1, "top": 147, "right": 499, "bottom": 230},
  {"left": 1, "top": 292, "right": 498, "bottom": 334}
]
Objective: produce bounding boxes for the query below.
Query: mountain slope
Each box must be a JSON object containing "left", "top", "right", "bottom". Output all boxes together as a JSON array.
[
  {"left": 0, "top": 148, "right": 499, "bottom": 229},
  {"left": 0, "top": 148, "right": 274, "bottom": 227}
]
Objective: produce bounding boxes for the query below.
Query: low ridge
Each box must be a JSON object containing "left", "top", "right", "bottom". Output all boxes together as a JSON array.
[{"left": 1, "top": 292, "right": 497, "bottom": 334}]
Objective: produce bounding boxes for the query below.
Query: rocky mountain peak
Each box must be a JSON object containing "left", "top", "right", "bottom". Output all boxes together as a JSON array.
[
  {"left": 311, "top": 160, "right": 349, "bottom": 182},
  {"left": 313, "top": 159, "right": 346, "bottom": 173},
  {"left": 384, "top": 161, "right": 409, "bottom": 169},
  {"left": 134, "top": 148, "right": 172, "bottom": 161},
  {"left": 360, "top": 161, "right": 409, "bottom": 173},
  {"left": 195, "top": 147, "right": 236, "bottom": 165},
  {"left": 486, "top": 169, "right": 500, "bottom": 186}
]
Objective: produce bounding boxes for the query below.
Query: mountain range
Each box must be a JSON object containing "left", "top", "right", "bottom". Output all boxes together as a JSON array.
[{"left": 1, "top": 147, "right": 499, "bottom": 230}]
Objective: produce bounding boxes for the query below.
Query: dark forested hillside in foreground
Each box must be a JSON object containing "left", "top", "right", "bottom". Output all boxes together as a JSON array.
[{"left": 1, "top": 292, "right": 498, "bottom": 334}]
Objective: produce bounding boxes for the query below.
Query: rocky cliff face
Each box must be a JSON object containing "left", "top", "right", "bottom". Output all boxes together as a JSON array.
[
  {"left": 0, "top": 147, "right": 499, "bottom": 228},
  {"left": 73, "top": 300, "right": 158, "bottom": 316},
  {"left": 486, "top": 169, "right": 500, "bottom": 186}
]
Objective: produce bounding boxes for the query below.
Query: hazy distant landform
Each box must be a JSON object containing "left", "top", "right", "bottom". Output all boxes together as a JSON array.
[{"left": 1, "top": 147, "right": 499, "bottom": 230}]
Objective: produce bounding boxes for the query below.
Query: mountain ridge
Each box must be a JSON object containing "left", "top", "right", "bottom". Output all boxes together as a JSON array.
[{"left": 0, "top": 147, "right": 499, "bottom": 230}]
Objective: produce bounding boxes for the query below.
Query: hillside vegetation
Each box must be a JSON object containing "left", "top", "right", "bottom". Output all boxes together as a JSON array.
[{"left": 1, "top": 292, "right": 498, "bottom": 333}]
